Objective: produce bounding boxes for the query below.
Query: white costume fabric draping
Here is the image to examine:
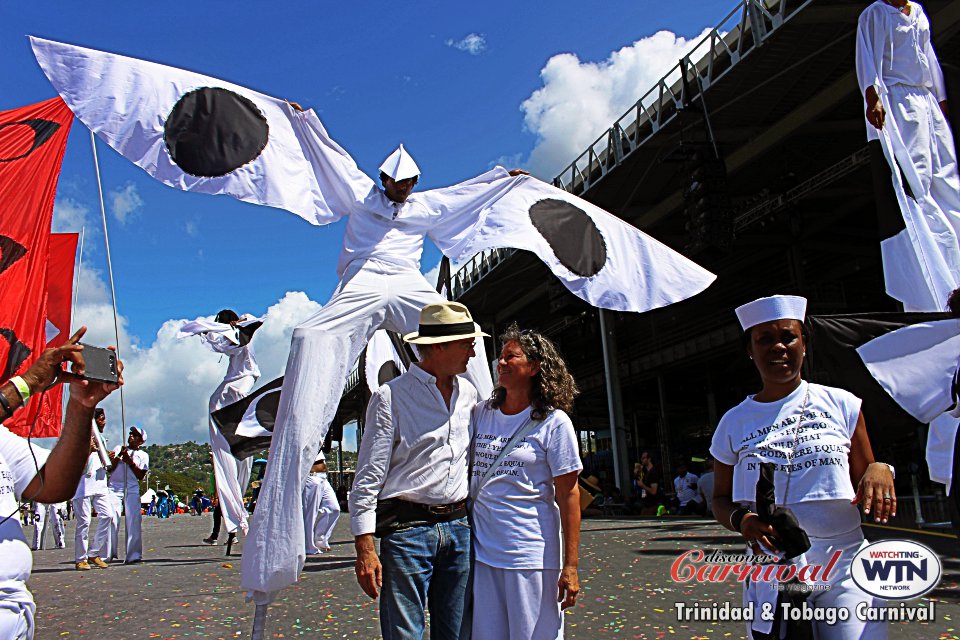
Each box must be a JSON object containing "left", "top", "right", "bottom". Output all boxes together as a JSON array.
[
  {"left": 856, "top": 1, "right": 960, "bottom": 311},
  {"left": 31, "top": 38, "right": 718, "bottom": 602},
  {"left": 364, "top": 329, "right": 406, "bottom": 394},
  {"left": 30, "top": 502, "right": 64, "bottom": 550},
  {"left": 857, "top": 318, "right": 960, "bottom": 490},
  {"left": 72, "top": 448, "right": 111, "bottom": 562},
  {"left": 302, "top": 471, "right": 340, "bottom": 554},
  {"left": 196, "top": 328, "right": 260, "bottom": 535}
]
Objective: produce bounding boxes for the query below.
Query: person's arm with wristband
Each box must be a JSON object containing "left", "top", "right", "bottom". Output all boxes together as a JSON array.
[{"left": 9, "top": 327, "right": 125, "bottom": 503}]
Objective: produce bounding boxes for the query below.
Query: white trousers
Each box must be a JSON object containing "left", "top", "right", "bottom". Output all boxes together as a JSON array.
[
  {"left": 302, "top": 475, "right": 340, "bottom": 554},
  {"left": 209, "top": 374, "right": 256, "bottom": 535},
  {"left": 927, "top": 413, "right": 958, "bottom": 492},
  {"left": 880, "top": 84, "right": 960, "bottom": 311},
  {"left": 31, "top": 503, "right": 64, "bottom": 550},
  {"left": 241, "top": 261, "right": 493, "bottom": 601},
  {"left": 472, "top": 561, "right": 563, "bottom": 640},
  {"left": 72, "top": 493, "right": 111, "bottom": 562},
  {"left": 745, "top": 528, "right": 887, "bottom": 639},
  {"left": 102, "top": 487, "right": 143, "bottom": 562}
]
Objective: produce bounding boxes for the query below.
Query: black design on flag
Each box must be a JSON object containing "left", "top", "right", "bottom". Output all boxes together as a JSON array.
[
  {"left": 529, "top": 199, "right": 606, "bottom": 278},
  {"left": 0, "top": 119, "right": 61, "bottom": 162},
  {"left": 0, "top": 328, "right": 32, "bottom": 381},
  {"left": 211, "top": 377, "right": 282, "bottom": 460},
  {"left": 164, "top": 88, "right": 269, "bottom": 177},
  {"left": 0, "top": 236, "right": 27, "bottom": 275}
]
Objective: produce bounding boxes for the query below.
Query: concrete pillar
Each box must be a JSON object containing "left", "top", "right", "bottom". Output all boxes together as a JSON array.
[{"left": 599, "top": 309, "right": 633, "bottom": 496}]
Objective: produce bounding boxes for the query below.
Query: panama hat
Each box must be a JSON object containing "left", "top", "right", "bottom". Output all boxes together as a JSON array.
[{"left": 403, "top": 301, "right": 489, "bottom": 345}]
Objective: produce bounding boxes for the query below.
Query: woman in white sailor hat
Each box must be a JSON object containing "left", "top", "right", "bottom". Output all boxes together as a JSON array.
[{"left": 710, "top": 295, "right": 895, "bottom": 639}]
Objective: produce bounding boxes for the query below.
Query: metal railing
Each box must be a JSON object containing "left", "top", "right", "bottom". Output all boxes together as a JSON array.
[
  {"left": 552, "top": 0, "right": 811, "bottom": 196},
  {"left": 450, "top": 247, "right": 516, "bottom": 300}
]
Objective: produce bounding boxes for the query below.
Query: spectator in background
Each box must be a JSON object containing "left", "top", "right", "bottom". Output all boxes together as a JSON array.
[
  {"left": 673, "top": 460, "right": 702, "bottom": 515},
  {"left": 636, "top": 451, "right": 663, "bottom": 516},
  {"left": 73, "top": 408, "right": 111, "bottom": 570},
  {"left": 103, "top": 426, "right": 149, "bottom": 564}
]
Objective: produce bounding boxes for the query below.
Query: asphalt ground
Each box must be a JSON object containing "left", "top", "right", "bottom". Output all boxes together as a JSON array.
[{"left": 24, "top": 514, "right": 959, "bottom": 639}]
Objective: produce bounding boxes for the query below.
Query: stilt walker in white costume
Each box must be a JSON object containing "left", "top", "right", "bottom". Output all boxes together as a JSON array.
[
  {"left": 302, "top": 450, "right": 340, "bottom": 555},
  {"left": 856, "top": 0, "right": 960, "bottom": 311},
  {"left": 240, "top": 144, "right": 510, "bottom": 599},
  {"left": 180, "top": 311, "right": 262, "bottom": 545},
  {"left": 72, "top": 408, "right": 112, "bottom": 570}
]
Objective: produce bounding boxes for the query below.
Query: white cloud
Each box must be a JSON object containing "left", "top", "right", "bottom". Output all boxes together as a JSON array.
[
  {"left": 70, "top": 269, "right": 323, "bottom": 445},
  {"left": 52, "top": 197, "right": 91, "bottom": 233},
  {"left": 185, "top": 220, "right": 198, "bottom": 237},
  {"left": 446, "top": 33, "right": 487, "bottom": 56},
  {"left": 108, "top": 182, "right": 144, "bottom": 224},
  {"left": 521, "top": 28, "right": 713, "bottom": 178}
]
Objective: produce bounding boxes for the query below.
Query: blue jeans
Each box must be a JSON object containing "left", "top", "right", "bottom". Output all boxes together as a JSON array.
[{"left": 379, "top": 516, "right": 472, "bottom": 640}]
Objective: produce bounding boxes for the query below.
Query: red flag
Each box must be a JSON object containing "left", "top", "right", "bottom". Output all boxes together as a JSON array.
[
  {"left": 0, "top": 98, "right": 73, "bottom": 435},
  {"left": 26, "top": 233, "right": 80, "bottom": 438}
]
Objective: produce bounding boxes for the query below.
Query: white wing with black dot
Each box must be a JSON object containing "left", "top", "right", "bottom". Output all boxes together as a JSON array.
[{"left": 30, "top": 36, "right": 375, "bottom": 225}]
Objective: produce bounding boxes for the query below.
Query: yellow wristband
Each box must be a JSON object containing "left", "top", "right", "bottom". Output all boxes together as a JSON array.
[{"left": 10, "top": 376, "right": 30, "bottom": 405}]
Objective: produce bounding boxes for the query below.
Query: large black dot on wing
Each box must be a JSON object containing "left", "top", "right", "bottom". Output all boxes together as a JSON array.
[
  {"left": 253, "top": 389, "right": 281, "bottom": 434},
  {"left": 529, "top": 199, "right": 607, "bottom": 278},
  {"left": 163, "top": 87, "right": 269, "bottom": 177}
]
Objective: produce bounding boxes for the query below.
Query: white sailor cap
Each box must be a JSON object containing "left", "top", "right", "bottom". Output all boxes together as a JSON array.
[
  {"left": 379, "top": 144, "right": 420, "bottom": 181},
  {"left": 735, "top": 295, "right": 807, "bottom": 331},
  {"left": 314, "top": 450, "right": 326, "bottom": 464}
]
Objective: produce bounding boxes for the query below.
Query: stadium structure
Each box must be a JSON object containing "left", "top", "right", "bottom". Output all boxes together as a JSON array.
[{"left": 331, "top": 0, "right": 959, "bottom": 528}]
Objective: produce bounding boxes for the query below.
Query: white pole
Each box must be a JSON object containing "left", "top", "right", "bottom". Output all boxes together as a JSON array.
[{"left": 90, "top": 131, "right": 126, "bottom": 433}]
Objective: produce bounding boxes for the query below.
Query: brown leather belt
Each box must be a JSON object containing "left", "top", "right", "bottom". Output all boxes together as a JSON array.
[{"left": 398, "top": 498, "right": 468, "bottom": 516}]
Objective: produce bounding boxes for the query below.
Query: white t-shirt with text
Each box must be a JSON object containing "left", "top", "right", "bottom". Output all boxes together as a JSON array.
[{"left": 469, "top": 404, "right": 582, "bottom": 570}]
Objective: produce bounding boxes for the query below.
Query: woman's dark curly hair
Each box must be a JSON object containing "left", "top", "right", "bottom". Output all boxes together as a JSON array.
[{"left": 489, "top": 322, "right": 579, "bottom": 420}]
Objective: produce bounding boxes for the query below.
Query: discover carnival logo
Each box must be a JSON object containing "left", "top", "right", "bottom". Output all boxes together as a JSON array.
[{"left": 850, "top": 540, "right": 943, "bottom": 600}]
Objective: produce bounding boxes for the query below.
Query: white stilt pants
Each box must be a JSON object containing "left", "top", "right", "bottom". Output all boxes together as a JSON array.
[
  {"left": 0, "top": 592, "right": 34, "bottom": 640},
  {"left": 210, "top": 375, "right": 256, "bottom": 535},
  {"left": 241, "top": 261, "right": 493, "bottom": 601},
  {"left": 472, "top": 561, "right": 563, "bottom": 640},
  {"left": 72, "top": 493, "right": 111, "bottom": 562},
  {"left": 103, "top": 487, "right": 143, "bottom": 562},
  {"left": 303, "top": 474, "right": 340, "bottom": 554}
]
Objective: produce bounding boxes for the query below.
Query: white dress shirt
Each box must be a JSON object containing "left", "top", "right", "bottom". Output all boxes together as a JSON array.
[{"left": 349, "top": 365, "right": 478, "bottom": 536}]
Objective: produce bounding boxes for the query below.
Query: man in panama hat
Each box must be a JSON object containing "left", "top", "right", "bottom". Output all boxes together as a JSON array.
[{"left": 350, "top": 301, "right": 488, "bottom": 640}]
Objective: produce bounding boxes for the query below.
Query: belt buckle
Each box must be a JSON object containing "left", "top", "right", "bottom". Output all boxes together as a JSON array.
[{"left": 428, "top": 503, "right": 453, "bottom": 515}]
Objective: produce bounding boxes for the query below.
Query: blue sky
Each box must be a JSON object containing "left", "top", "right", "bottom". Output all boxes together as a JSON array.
[{"left": 2, "top": 1, "right": 730, "bottom": 445}]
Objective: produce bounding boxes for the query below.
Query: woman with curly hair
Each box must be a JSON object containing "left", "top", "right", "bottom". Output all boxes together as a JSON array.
[{"left": 469, "top": 323, "right": 582, "bottom": 640}]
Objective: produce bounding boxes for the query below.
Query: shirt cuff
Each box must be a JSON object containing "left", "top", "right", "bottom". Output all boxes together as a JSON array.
[{"left": 351, "top": 510, "right": 377, "bottom": 536}]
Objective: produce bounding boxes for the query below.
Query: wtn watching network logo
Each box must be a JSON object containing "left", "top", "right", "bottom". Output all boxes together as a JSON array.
[{"left": 851, "top": 540, "right": 943, "bottom": 600}]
